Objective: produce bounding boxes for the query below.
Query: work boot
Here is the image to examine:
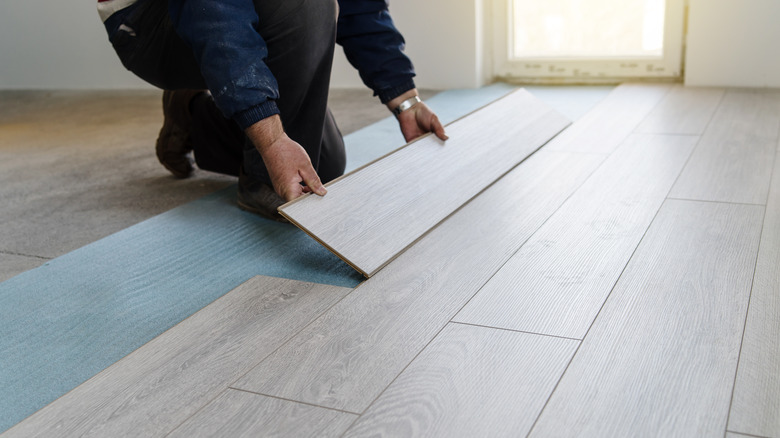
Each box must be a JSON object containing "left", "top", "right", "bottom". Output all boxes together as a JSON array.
[
  {"left": 156, "top": 89, "right": 204, "bottom": 178},
  {"left": 237, "top": 167, "right": 289, "bottom": 223}
]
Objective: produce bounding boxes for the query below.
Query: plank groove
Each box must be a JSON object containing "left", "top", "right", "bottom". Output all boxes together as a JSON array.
[
  {"left": 167, "top": 389, "right": 356, "bottom": 438},
  {"left": 726, "top": 432, "right": 769, "bottom": 438},
  {"left": 634, "top": 85, "right": 724, "bottom": 135},
  {"left": 232, "top": 149, "right": 605, "bottom": 413},
  {"left": 669, "top": 89, "right": 780, "bottom": 204},
  {"left": 2, "top": 276, "right": 352, "bottom": 438},
  {"left": 343, "top": 324, "right": 578, "bottom": 437},
  {"left": 528, "top": 200, "right": 764, "bottom": 437},
  {"left": 454, "top": 134, "right": 698, "bottom": 339},
  {"left": 280, "top": 89, "right": 571, "bottom": 277},
  {"left": 544, "top": 83, "right": 671, "bottom": 154},
  {"left": 728, "top": 154, "right": 780, "bottom": 437}
]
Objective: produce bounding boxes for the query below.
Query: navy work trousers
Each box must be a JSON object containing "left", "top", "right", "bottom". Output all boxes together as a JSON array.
[{"left": 109, "top": 0, "right": 346, "bottom": 183}]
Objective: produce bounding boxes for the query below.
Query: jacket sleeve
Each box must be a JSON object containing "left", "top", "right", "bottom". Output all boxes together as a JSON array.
[
  {"left": 336, "top": 0, "right": 416, "bottom": 103},
  {"left": 167, "top": 0, "right": 279, "bottom": 130}
]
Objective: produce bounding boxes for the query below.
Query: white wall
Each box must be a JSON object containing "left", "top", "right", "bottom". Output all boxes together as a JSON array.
[
  {"left": 0, "top": 0, "right": 152, "bottom": 89},
  {"left": 0, "top": 0, "right": 483, "bottom": 90},
  {"left": 685, "top": 0, "right": 780, "bottom": 88},
  {"left": 330, "top": 0, "right": 486, "bottom": 90}
]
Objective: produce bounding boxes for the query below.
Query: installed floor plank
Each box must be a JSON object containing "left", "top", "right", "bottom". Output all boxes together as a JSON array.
[
  {"left": 2, "top": 276, "right": 352, "bottom": 438},
  {"left": 529, "top": 200, "right": 764, "bottom": 438},
  {"left": 280, "top": 89, "right": 571, "bottom": 277},
  {"left": 455, "top": 134, "right": 697, "bottom": 339},
  {"left": 727, "top": 433, "right": 767, "bottom": 438},
  {"left": 545, "top": 83, "right": 671, "bottom": 154},
  {"left": 232, "top": 149, "right": 605, "bottom": 413},
  {"left": 670, "top": 89, "right": 780, "bottom": 204},
  {"left": 343, "top": 323, "right": 578, "bottom": 438},
  {"left": 728, "top": 154, "right": 780, "bottom": 438},
  {"left": 167, "top": 389, "right": 356, "bottom": 438},
  {"left": 634, "top": 85, "right": 724, "bottom": 135}
]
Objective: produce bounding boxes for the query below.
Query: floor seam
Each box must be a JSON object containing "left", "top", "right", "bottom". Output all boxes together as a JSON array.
[
  {"left": 722, "top": 148, "right": 777, "bottom": 436},
  {"left": 226, "top": 387, "right": 361, "bottom": 416},
  {"left": 666, "top": 197, "right": 766, "bottom": 207},
  {"left": 449, "top": 321, "right": 581, "bottom": 342},
  {"left": 223, "top": 282, "right": 363, "bottom": 402},
  {"left": 0, "top": 250, "right": 51, "bottom": 260},
  {"left": 523, "top": 85, "right": 676, "bottom": 437},
  {"left": 725, "top": 429, "right": 771, "bottom": 438},
  {"left": 664, "top": 89, "right": 726, "bottom": 202}
]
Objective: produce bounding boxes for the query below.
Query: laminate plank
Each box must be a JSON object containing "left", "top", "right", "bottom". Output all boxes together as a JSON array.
[
  {"left": 634, "top": 85, "right": 724, "bottom": 135},
  {"left": 232, "top": 149, "right": 606, "bottom": 413},
  {"left": 669, "top": 89, "right": 780, "bottom": 204},
  {"left": 279, "top": 89, "right": 571, "bottom": 277},
  {"left": 343, "top": 324, "right": 578, "bottom": 438},
  {"left": 454, "top": 134, "right": 697, "bottom": 339},
  {"left": 2, "top": 276, "right": 352, "bottom": 438},
  {"left": 727, "top": 432, "right": 768, "bottom": 438},
  {"left": 167, "top": 389, "right": 356, "bottom": 438},
  {"left": 529, "top": 200, "right": 764, "bottom": 438},
  {"left": 544, "top": 83, "right": 671, "bottom": 154},
  {"left": 728, "top": 154, "right": 780, "bottom": 437}
]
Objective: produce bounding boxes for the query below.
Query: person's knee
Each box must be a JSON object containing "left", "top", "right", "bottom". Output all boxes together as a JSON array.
[{"left": 318, "top": 112, "right": 346, "bottom": 183}]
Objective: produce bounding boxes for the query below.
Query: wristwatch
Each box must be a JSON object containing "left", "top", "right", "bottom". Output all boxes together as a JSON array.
[{"left": 392, "top": 95, "right": 421, "bottom": 115}]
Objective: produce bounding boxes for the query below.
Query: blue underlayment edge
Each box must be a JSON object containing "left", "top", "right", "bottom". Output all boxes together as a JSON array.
[{"left": 0, "top": 83, "right": 613, "bottom": 432}]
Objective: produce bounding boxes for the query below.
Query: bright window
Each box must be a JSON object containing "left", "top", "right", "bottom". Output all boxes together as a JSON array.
[{"left": 493, "top": 0, "right": 685, "bottom": 82}]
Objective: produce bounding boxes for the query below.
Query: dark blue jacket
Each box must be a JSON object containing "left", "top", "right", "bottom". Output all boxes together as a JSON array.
[{"left": 158, "top": 0, "right": 415, "bottom": 129}]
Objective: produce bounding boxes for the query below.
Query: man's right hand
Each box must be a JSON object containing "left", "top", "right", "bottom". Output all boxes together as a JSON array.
[{"left": 245, "top": 115, "right": 327, "bottom": 202}]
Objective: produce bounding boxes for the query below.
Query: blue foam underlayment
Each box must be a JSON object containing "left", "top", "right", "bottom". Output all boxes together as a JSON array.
[{"left": 0, "top": 83, "right": 613, "bottom": 432}]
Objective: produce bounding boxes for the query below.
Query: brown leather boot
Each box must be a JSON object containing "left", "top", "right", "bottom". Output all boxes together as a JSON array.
[
  {"left": 155, "top": 89, "right": 205, "bottom": 178},
  {"left": 237, "top": 167, "right": 289, "bottom": 223}
]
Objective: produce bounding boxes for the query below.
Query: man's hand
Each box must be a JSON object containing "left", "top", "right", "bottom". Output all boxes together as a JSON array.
[
  {"left": 246, "top": 115, "right": 327, "bottom": 202},
  {"left": 387, "top": 89, "right": 448, "bottom": 143}
]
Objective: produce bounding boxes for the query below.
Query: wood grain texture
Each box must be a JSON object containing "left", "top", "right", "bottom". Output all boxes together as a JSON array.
[
  {"left": 545, "top": 83, "right": 671, "bottom": 154},
  {"left": 2, "top": 276, "right": 352, "bottom": 438},
  {"left": 455, "top": 134, "right": 698, "bottom": 339},
  {"left": 670, "top": 89, "right": 780, "bottom": 204},
  {"left": 167, "top": 389, "right": 356, "bottom": 438},
  {"left": 280, "top": 89, "right": 571, "bottom": 277},
  {"left": 634, "top": 85, "right": 724, "bottom": 135},
  {"left": 233, "top": 149, "right": 605, "bottom": 413},
  {"left": 728, "top": 153, "right": 780, "bottom": 438},
  {"left": 529, "top": 200, "right": 764, "bottom": 438},
  {"left": 343, "top": 323, "right": 578, "bottom": 438}
]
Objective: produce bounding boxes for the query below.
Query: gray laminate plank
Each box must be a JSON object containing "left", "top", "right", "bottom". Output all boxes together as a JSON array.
[
  {"left": 634, "top": 85, "right": 724, "bottom": 135},
  {"left": 279, "top": 89, "right": 571, "bottom": 277},
  {"left": 232, "top": 149, "right": 606, "bottom": 413},
  {"left": 728, "top": 153, "right": 780, "bottom": 437},
  {"left": 544, "top": 83, "right": 671, "bottom": 154},
  {"left": 727, "top": 432, "right": 769, "bottom": 438},
  {"left": 669, "top": 89, "right": 780, "bottom": 204},
  {"left": 454, "top": 134, "right": 697, "bottom": 339},
  {"left": 343, "top": 324, "right": 578, "bottom": 438},
  {"left": 2, "top": 276, "right": 352, "bottom": 438},
  {"left": 529, "top": 200, "right": 764, "bottom": 438},
  {"left": 167, "top": 389, "right": 356, "bottom": 438}
]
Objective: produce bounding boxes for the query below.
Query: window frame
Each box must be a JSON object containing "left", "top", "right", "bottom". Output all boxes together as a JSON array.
[{"left": 493, "top": 0, "right": 687, "bottom": 83}]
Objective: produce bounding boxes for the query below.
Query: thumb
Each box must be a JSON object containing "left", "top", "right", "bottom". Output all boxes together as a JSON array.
[{"left": 301, "top": 168, "right": 327, "bottom": 196}]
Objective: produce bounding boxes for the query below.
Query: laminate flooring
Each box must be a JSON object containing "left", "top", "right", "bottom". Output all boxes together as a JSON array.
[
  {"left": 280, "top": 89, "right": 571, "bottom": 277},
  {"left": 5, "top": 84, "right": 779, "bottom": 438}
]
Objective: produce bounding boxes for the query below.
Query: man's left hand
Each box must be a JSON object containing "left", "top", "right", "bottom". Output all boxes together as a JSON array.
[{"left": 388, "top": 89, "right": 448, "bottom": 143}]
